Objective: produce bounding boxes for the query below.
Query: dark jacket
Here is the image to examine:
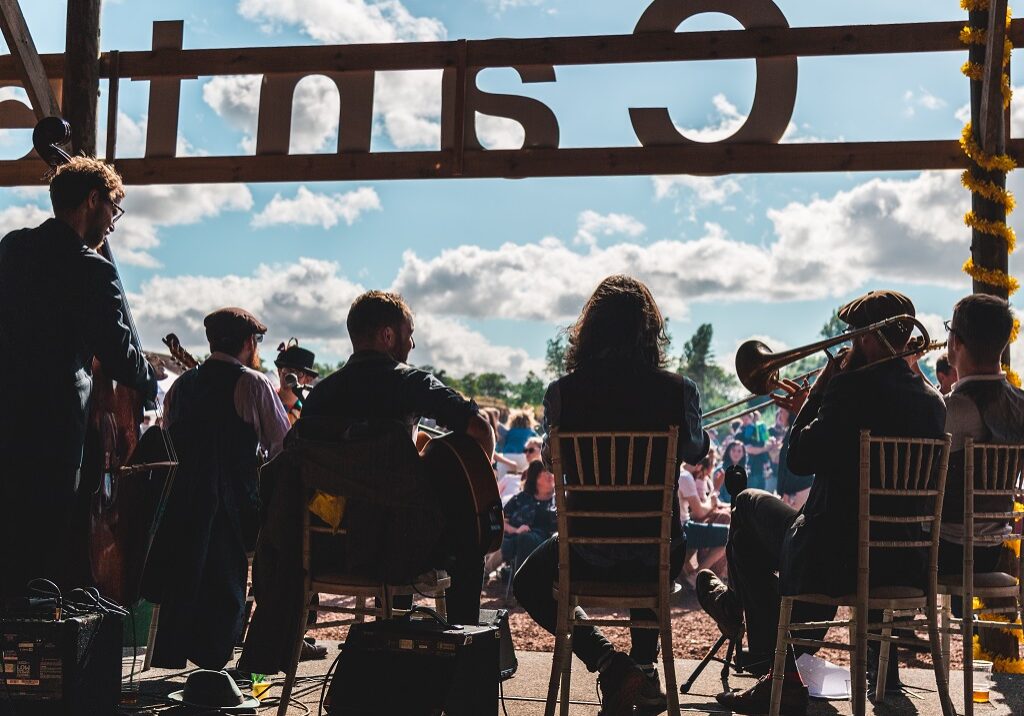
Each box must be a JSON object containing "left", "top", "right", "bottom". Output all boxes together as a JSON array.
[
  {"left": 141, "top": 361, "right": 260, "bottom": 669},
  {"left": 781, "top": 359, "right": 946, "bottom": 596},
  {"left": 544, "top": 361, "right": 709, "bottom": 565},
  {"left": 0, "top": 219, "right": 156, "bottom": 472}
]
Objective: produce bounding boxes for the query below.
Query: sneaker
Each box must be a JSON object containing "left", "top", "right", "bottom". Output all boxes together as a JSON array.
[
  {"left": 299, "top": 637, "right": 328, "bottom": 661},
  {"left": 636, "top": 665, "right": 668, "bottom": 716},
  {"left": 596, "top": 653, "right": 648, "bottom": 716},
  {"left": 716, "top": 671, "right": 809, "bottom": 716},
  {"left": 695, "top": 569, "right": 744, "bottom": 642}
]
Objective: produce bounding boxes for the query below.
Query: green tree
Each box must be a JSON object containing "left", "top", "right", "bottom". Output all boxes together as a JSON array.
[
  {"left": 677, "top": 323, "right": 738, "bottom": 411},
  {"left": 475, "top": 372, "right": 512, "bottom": 400},
  {"left": 510, "top": 371, "right": 546, "bottom": 406},
  {"left": 311, "top": 360, "right": 345, "bottom": 377},
  {"left": 545, "top": 332, "right": 567, "bottom": 379}
]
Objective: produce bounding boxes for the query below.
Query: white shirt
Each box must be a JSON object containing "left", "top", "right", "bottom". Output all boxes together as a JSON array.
[{"left": 164, "top": 352, "right": 290, "bottom": 458}]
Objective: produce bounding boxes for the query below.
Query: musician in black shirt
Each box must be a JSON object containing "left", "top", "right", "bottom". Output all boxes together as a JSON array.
[{"left": 302, "top": 290, "right": 494, "bottom": 624}]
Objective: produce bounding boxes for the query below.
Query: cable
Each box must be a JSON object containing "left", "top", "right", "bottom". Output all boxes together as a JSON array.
[
  {"left": 318, "top": 646, "right": 344, "bottom": 716},
  {"left": 499, "top": 677, "right": 510, "bottom": 716}
]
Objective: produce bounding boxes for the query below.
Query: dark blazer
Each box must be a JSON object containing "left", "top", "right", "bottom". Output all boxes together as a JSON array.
[
  {"left": 781, "top": 359, "right": 946, "bottom": 596},
  {"left": 0, "top": 219, "right": 156, "bottom": 473}
]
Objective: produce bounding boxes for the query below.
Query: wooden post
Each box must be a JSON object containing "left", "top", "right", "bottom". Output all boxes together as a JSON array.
[
  {"left": 63, "top": 0, "right": 101, "bottom": 155},
  {"left": 0, "top": 0, "right": 61, "bottom": 120},
  {"left": 967, "top": 4, "right": 1018, "bottom": 665}
]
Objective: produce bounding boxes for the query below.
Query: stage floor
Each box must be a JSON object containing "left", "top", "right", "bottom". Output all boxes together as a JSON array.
[{"left": 126, "top": 643, "right": 1022, "bottom": 715}]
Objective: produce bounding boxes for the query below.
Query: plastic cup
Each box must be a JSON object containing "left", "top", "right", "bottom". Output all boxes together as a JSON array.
[{"left": 973, "top": 660, "right": 993, "bottom": 703}]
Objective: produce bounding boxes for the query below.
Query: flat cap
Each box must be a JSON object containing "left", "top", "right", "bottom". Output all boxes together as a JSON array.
[
  {"left": 838, "top": 290, "right": 916, "bottom": 339},
  {"left": 275, "top": 340, "right": 318, "bottom": 377},
  {"left": 204, "top": 307, "right": 267, "bottom": 342}
]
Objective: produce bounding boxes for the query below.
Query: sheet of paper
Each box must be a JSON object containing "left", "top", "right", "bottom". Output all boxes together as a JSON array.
[{"left": 796, "top": 653, "right": 851, "bottom": 700}]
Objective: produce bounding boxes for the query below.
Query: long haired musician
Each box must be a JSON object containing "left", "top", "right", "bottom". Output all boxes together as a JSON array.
[
  {"left": 0, "top": 159, "right": 158, "bottom": 599},
  {"left": 696, "top": 290, "right": 946, "bottom": 715}
]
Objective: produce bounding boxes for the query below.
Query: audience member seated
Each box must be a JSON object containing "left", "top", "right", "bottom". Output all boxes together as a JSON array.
[
  {"left": 938, "top": 295, "right": 1024, "bottom": 595},
  {"left": 717, "top": 440, "right": 748, "bottom": 504},
  {"left": 513, "top": 274, "right": 709, "bottom": 716},
  {"left": 503, "top": 409, "right": 540, "bottom": 470},
  {"left": 773, "top": 407, "right": 813, "bottom": 509},
  {"left": 935, "top": 352, "right": 959, "bottom": 396},
  {"left": 739, "top": 411, "right": 770, "bottom": 490},
  {"left": 678, "top": 449, "right": 730, "bottom": 587},
  {"left": 501, "top": 460, "right": 557, "bottom": 570}
]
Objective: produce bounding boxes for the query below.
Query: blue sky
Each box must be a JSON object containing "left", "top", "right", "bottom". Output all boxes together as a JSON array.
[{"left": 3, "top": 0, "right": 1021, "bottom": 381}]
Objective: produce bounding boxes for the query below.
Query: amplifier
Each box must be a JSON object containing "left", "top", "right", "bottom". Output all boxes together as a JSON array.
[
  {"left": 326, "top": 608, "right": 498, "bottom": 716},
  {"left": 0, "top": 612, "right": 122, "bottom": 716},
  {"left": 479, "top": 608, "right": 517, "bottom": 681}
]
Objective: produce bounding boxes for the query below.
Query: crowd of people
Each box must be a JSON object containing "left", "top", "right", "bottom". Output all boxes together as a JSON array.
[{"left": 1, "top": 157, "right": 1023, "bottom": 716}]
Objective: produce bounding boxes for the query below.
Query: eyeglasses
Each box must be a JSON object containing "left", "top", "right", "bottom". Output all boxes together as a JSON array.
[
  {"left": 254, "top": 333, "right": 264, "bottom": 343},
  {"left": 943, "top": 319, "right": 959, "bottom": 339},
  {"left": 104, "top": 195, "right": 125, "bottom": 224}
]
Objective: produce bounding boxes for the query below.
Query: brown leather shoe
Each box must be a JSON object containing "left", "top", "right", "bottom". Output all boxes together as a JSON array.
[
  {"left": 716, "top": 672, "right": 808, "bottom": 716},
  {"left": 299, "top": 637, "right": 328, "bottom": 661},
  {"left": 597, "top": 653, "right": 652, "bottom": 716}
]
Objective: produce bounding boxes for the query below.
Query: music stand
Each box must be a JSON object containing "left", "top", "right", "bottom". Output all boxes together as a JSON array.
[{"left": 679, "top": 465, "right": 767, "bottom": 694}]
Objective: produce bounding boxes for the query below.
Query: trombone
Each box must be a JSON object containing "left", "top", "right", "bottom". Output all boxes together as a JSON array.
[{"left": 702, "top": 316, "right": 945, "bottom": 431}]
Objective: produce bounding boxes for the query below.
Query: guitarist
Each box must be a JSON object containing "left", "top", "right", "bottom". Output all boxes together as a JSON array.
[
  {"left": 0, "top": 158, "right": 158, "bottom": 599},
  {"left": 301, "top": 290, "right": 495, "bottom": 625}
]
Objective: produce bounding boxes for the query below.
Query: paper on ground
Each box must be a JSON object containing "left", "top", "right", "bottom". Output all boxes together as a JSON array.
[{"left": 796, "top": 653, "right": 851, "bottom": 700}]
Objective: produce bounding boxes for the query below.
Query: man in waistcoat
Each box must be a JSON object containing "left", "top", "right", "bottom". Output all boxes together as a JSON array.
[{"left": 142, "top": 308, "right": 289, "bottom": 669}]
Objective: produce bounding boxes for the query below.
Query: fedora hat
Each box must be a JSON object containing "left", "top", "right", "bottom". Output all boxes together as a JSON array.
[
  {"left": 275, "top": 338, "right": 318, "bottom": 378},
  {"left": 167, "top": 670, "right": 261, "bottom": 711}
]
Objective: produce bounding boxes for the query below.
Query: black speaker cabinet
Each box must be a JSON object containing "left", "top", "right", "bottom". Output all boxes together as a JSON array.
[
  {"left": 0, "top": 612, "right": 122, "bottom": 716},
  {"left": 326, "top": 610, "right": 499, "bottom": 716}
]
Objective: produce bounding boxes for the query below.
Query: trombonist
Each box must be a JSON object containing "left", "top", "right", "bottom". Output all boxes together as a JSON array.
[{"left": 695, "top": 290, "right": 947, "bottom": 715}]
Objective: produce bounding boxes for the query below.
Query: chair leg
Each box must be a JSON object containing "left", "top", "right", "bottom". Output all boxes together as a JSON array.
[
  {"left": 769, "top": 597, "right": 793, "bottom": 716},
  {"left": 545, "top": 602, "right": 568, "bottom": 716},
  {"left": 963, "top": 592, "right": 975, "bottom": 716},
  {"left": 277, "top": 592, "right": 312, "bottom": 716},
  {"left": 927, "top": 594, "right": 957, "bottom": 716},
  {"left": 558, "top": 627, "right": 573, "bottom": 716},
  {"left": 940, "top": 595, "right": 951, "bottom": 679},
  {"left": 875, "top": 609, "right": 893, "bottom": 701},
  {"left": 142, "top": 604, "right": 160, "bottom": 672},
  {"left": 852, "top": 604, "right": 868, "bottom": 716},
  {"left": 660, "top": 605, "right": 680, "bottom": 715},
  {"left": 382, "top": 586, "right": 393, "bottom": 620}
]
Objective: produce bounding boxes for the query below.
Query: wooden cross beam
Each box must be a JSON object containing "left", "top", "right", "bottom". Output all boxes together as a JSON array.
[
  {"left": 979, "top": 0, "right": 1010, "bottom": 153},
  {"left": 0, "top": 0, "right": 60, "bottom": 120}
]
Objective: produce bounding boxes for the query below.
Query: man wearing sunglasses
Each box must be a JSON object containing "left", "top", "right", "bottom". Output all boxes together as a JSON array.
[
  {"left": 0, "top": 157, "right": 157, "bottom": 600},
  {"left": 142, "top": 307, "right": 290, "bottom": 670}
]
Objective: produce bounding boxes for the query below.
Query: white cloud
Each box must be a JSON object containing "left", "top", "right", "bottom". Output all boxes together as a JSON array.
[
  {"left": 204, "top": 0, "right": 447, "bottom": 152},
  {"left": 413, "top": 314, "right": 544, "bottom": 380},
  {"left": 485, "top": 0, "right": 545, "bottom": 15},
  {"left": 129, "top": 257, "right": 542, "bottom": 379},
  {"left": 903, "top": 88, "right": 947, "bottom": 117},
  {"left": 573, "top": 209, "right": 645, "bottom": 248},
  {"left": 251, "top": 186, "right": 381, "bottom": 229},
  {"left": 678, "top": 93, "right": 747, "bottom": 143},
  {"left": 652, "top": 175, "right": 742, "bottom": 205},
  {"left": 0, "top": 204, "right": 51, "bottom": 230},
  {"left": 475, "top": 113, "right": 525, "bottom": 149}
]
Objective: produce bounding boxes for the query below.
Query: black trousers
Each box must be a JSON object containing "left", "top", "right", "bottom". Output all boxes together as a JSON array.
[
  {"left": 727, "top": 489, "right": 835, "bottom": 657},
  {"left": 513, "top": 535, "right": 685, "bottom": 671}
]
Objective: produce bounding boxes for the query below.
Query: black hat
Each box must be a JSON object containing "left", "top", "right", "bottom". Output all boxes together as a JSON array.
[
  {"left": 167, "top": 670, "right": 260, "bottom": 711},
  {"left": 275, "top": 338, "right": 318, "bottom": 377},
  {"left": 204, "top": 307, "right": 268, "bottom": 343},
  {"left": 838, "top": 290, "right": 916, "bottom": 342}
]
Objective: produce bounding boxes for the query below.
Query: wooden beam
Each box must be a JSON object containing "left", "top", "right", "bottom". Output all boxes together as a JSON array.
[
  {"left": 0, "top": 0, "right": 60, "bottom": 119},
  {"left": 2, "top": 138, "right": 1021, "bottom": 187},
  {"left": 0, "top": 19, "right": 1022, "bottom": 83},
  {"left": 64, "top": 0, "right": 101, "bottom": 155},
  {"left": 980, "top": 0, "right": 1010, "bottom": 153}
]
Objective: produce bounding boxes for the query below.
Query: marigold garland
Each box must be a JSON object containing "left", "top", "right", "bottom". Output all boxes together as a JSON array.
[
  {"left": 974, "top": 635, "right": 1024, "bottom": 673},
  {"left": 964, "top": 211, "right": 1018, "bottom": 250},
  {"left": 962, "top": 170, "right": 1017, "bottom": 211},
  {"left": 960, "top": 123, "right": 1018, "bottom": 173},
  {"left": 963, "top": 258, "right": 1021, "bottom": 291}
]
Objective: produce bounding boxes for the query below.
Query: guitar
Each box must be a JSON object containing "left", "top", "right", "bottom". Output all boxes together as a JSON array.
[
  {"left": 417, "top": 425, "right": 504, "bottom": 556},
  {"left": 162, "top": 333, "right": 200, "bottom": 370}
]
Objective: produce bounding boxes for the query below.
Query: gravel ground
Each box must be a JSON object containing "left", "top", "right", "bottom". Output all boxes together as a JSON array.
[{"left": 307, "top": 576, "right": 967, "bottom": 670}]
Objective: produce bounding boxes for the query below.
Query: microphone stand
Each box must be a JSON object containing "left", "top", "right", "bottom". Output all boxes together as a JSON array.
[{"left": 680, "top": 465, "right": 753, "bottom": 694}]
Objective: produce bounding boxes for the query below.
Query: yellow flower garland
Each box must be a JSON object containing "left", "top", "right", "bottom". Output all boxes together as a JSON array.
[{"left": 958, "top": 4, "right": 1021, "bottom": 393}]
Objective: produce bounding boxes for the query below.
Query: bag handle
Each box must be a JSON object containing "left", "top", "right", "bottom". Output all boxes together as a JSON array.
[{"left": 399, "top": 605, "right": 454, "bottom": 630}]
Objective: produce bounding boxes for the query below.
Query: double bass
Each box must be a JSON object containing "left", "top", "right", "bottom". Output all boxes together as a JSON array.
[{"left": 32, "top": 118, "right": 175, "bottom": 605}]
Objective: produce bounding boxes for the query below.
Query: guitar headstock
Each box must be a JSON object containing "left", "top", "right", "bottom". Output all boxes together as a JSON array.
[{"left": 162, "top": 333, "right": 200, "bottom": 371}]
